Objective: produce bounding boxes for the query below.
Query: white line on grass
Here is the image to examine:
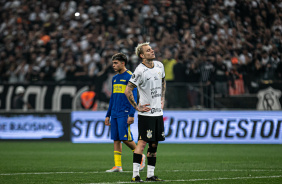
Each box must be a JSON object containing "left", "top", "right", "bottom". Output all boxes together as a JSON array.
[
  {"left": 0, "top": 171, "right": 100, "bottom": 175},
  {"left": 86, "top": 175, "right": 282, "bottom": 184},
  {"left": 1, "top": 169, "right": 282, "bottom": 176},
  {"left": 170, "top": 169, "right": 282, "bottom": 172}
]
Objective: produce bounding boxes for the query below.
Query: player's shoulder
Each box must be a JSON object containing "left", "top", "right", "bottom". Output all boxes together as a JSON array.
[
  {"left": 133, "top": 63, "right": 145, "bottom": 73},
  {"left": 112, "top": 74, "right": 119, "bottom": 79},
  {"left": 126, "top": 70, "right": 133, "bottom": 75},
  {"left": 154, "top": 60, "right": 164, "bottom": 68}
]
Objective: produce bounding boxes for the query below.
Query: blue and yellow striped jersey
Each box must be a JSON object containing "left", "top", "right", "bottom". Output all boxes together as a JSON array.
[{"left": 106, "top": 70, "right": 137, "bottom": 118}]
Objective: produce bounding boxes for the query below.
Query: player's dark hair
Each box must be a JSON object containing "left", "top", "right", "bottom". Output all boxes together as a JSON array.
[{"left": 111, "top": 53, "right": 128, "bottom": 65}]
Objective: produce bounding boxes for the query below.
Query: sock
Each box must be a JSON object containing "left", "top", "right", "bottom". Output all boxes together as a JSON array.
[
  {"left": 114, "top": 151, "right": 122, "bottom": 167},
  {"left": 133, "top": 163, "right": 140, "bottom": 177},
  {"left": 147, "top": 157, "right": 156, "bottom": 178},
  {"left": 147, "top": 157, "right": 156, "bottom": 166},
  {"left": 147, "top": 165, "right": 155, "bottom": 178},
  {"left": 132, "top": 153, "right": 142, "bottom": 178}
]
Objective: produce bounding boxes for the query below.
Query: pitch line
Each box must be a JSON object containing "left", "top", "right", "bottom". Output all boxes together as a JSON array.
[
  {"left": 1, "top": 169, "right": 282, "bottom": 176},
  {"left": 86, "top": 175, "right": 282, "bottom": 184},
  {"left": 0, "top": 171, "right": 101, "bottom": 176}
]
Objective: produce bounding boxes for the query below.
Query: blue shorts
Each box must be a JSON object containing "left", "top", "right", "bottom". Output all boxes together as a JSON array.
[{"left": 110, "top": 116, "right": 134, "bottom": 141}]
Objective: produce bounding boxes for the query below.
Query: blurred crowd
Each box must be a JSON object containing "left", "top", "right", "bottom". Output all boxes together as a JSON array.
[{"left": 0, "top": 0, "right": 282, "bottom": 99}]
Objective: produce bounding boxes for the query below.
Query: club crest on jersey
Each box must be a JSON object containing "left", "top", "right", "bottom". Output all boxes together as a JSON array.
[{"left": 147, "top": 129, "right": 153, "bottom": 139}]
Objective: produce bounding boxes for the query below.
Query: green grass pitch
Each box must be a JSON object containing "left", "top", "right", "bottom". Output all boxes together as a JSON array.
[{"left": 0, "top": 142, "right": 281, "bottom": 184}]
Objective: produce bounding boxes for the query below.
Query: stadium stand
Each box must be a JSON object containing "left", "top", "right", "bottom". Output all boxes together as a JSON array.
[{"left": 0, "top": 0, "right": 281, "bottom": 108}]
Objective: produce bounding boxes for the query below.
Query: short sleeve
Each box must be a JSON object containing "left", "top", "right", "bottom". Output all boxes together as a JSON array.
[
  {"left": 161, "top": 63, "right": 165, "bottom": 78},
  {"left": 129, "top": 68, "right": 142, "bottom": 86}
]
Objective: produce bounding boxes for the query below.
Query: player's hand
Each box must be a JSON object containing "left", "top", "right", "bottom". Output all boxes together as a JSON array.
[
  {"left": 137, "top": 104, "right": 151, "bottom": 112},
  {"left": 105, "top": 117, "right": 110, "bottom": 126},
  {"left": 127, "top": 117, "right": 134, "bottom": 125}
]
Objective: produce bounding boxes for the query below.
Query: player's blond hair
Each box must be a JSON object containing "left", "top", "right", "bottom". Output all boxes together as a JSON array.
[{"left": 135, "top": 42, "right": 150, "bottom": 59}]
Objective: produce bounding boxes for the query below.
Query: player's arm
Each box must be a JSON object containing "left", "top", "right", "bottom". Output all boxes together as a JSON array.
[
  {"left": 105, "top": 80, "right": 114, "bottom": 126},
  {"left": 125, "top": 82, "right": 150, "bottom": 112},
  {"left": 127, "top": 87, "right": 137, "bottom": 125},
  {"left": 161, "top": 78, "right": 166, "bottom": 109},
  {"left": 128, "top": 87, "right": 137, "bottom": 115},
  {"left": 127, "top": 116, "right": 134, "bottom": 125},
  {"left": 105, "top": 94, "right": 113, "bottom": 126},
  {"left": 125, "top": 82, "right": 138, "bottom": 109}
]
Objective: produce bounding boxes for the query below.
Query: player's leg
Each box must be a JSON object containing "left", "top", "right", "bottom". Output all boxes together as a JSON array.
[
  {"left": 146, "top": 115, "right": 165, "bottom": 181},
  {"left": 106, "top": 141, "right": 123, "bottom": 172},
  {"left": 131, "top": 139, "right": 147, "bottom": 182},
  {"left": 146, "top": 142, "right": 163, "bottom": 181},
  {"left": 123, "top": 141, "right": 146, "bottom": 171},
  {"left": 131, "top": 115, "right": 152, "bottom": 182},
  {"left": 116, "top": 116, "right": 147, "bottom": 172},
  {"left": 106, "top": 118, "right": 123, "bottom": 172},
  {"left": 117, "top": 116, "right": 135, "bottom": 152},
  {"left": 107, "top": 114, "right": 142, "bottom": 173},
  {"left": 123, "top": 140, "right": 136, "bottom": 150}
]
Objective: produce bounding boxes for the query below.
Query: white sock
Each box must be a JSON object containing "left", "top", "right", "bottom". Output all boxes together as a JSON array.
[
  {"left": 147, "top": 165, "right": 155, "bottom": 178},
  {"left": 132, "top": 163, "right": 140, "bottom": 178}
]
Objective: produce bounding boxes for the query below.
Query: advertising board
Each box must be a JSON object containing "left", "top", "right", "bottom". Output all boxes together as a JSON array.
[
  {"left": 0, "top": 112, "right": 70, "bottom": 141},
  {"left": 71, "top": 111, "right": 282, "bottom": 144}
]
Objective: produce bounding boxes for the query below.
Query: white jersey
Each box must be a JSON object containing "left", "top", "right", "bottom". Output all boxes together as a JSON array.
[{"left": 129, "top": 60, "right": 165, "bottom": 116}]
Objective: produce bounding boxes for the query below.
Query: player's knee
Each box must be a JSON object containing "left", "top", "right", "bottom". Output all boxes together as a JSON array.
[
  {"left": 136, "top": 140, "right": 147, "bottom": 152},
  {"left": 147, "top": 147, "right": 157, "bottom": 157},
  {"left": 139, "top": 140, "right": 147, "bottom": 147},
  {"left": 147, "top": 142, "right": 158, "bottom": 156}
]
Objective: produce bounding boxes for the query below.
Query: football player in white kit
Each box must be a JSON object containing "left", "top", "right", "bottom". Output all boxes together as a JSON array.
[{"left": 125, "top": 42, "right": 166, "bottom": 182}]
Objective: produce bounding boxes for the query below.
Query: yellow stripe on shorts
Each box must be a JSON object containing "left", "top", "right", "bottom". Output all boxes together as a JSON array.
[{"left": 128, "top": 125, "right": 132, "bottom": 141}]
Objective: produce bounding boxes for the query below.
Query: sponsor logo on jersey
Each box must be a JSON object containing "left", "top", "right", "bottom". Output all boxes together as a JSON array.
[
  {"left": 151, "top": 90, "right": 162, "bottom": 99},
  {"left": 120, "top": 79, "right": 126, "bottom": 82},
  {"left": 151, "top": 108, "right": 162, "bottom": 114},
  {"left": 113, "top": 84, "right": 126, "bottom": 93}
]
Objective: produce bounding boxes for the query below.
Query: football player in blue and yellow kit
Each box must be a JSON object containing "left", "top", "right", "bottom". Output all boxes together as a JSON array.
[{"left": 105, "top": 53, "right": 145, "bottom": 172}]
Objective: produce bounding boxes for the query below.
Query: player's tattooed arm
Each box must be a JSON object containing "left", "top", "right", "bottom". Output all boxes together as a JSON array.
[
  {"left": 125, "top": 82, "right": 138, "bottom": 110},
  {"left": 125, "top": 82, "right": 151, "bottom": 112},
  {"left": 161, "top": 78, "right": 166, "bottom": 109}
]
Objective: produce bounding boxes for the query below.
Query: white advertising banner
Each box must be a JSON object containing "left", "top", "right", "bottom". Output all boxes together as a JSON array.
[
  {"left": 0, "top": 115, "right": 64, "bottom": 139},
  {"left": 71, "top": 111, "right": 282, "bottom": 144}
]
